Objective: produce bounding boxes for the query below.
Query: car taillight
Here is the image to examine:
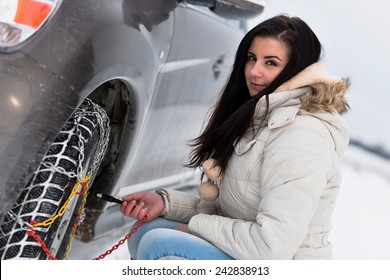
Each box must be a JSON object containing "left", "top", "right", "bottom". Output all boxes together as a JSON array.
[{"left": 0, "top": 0, "right": 61, "bottom": 48}]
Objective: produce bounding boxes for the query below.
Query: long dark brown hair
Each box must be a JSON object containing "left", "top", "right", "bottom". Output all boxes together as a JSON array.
[{"left": 186, "top": 15, "right": 322, "bottom": 174}]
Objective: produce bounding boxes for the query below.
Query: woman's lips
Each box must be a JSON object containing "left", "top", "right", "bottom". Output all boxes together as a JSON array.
[{"left": 250, "top": 82, "right": 266, "bottom": 91}]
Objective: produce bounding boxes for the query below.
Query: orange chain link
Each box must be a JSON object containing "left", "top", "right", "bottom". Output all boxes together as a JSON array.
[
  {"left": 27, "top": 229, "right": 57, "bottom": 260},
  {"left": 93, "top": 215, "right": 148, "bottom": 260}
]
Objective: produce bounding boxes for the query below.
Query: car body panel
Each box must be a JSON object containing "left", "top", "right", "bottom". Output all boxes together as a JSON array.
[{"left": 0, "top": 51, "right": 76, "bottom": 214}]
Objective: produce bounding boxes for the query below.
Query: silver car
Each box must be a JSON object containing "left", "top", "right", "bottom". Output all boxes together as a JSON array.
[{"left": 0, "top": 0, "right": 265, "bottom": 259}]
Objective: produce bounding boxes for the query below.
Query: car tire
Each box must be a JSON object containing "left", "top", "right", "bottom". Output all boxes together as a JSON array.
[{"left": 0, "top": 99, "right": 110, "bottom": 260}]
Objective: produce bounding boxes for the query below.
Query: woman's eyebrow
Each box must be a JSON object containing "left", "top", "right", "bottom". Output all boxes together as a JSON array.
[{"left": 264, "top": 55, "right": 282, "bottom": 61}]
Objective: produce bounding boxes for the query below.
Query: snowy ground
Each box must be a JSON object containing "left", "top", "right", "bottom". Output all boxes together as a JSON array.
[
  {"left": 67, "top": 145, "right": 390, "bottom": 260},
  {"left": 331, "top": 146, "right": 390, "bottom": 259}
]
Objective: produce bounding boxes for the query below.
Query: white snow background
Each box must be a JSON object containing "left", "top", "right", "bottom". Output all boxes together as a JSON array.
[{"left": 68, "top": 0, "right": 390, "bottom": 260}]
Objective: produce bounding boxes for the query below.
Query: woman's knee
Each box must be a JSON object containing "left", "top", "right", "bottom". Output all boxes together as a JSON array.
[
  {"left": 127, "top": 218, "right": 184, "bottom": 259},
  {"left": 136, "top": 228, "right": 235, "bottom": 260},
  {"left": 136, "top": 228, "right": 186, "bottom": 260}
]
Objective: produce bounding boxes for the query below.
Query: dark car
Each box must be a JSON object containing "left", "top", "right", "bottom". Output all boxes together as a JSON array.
[{"left": 0, "top": 0, "right": 265, "bottom": 259}]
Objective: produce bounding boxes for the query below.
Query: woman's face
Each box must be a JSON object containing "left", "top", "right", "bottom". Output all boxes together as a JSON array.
[{"left": 245, "top": 36, "right": 290, "bottom": 97}]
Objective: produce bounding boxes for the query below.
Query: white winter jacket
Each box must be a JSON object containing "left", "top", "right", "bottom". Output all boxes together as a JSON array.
[{"left": 159, "top": 62, "right": 350, "bottom": 259}]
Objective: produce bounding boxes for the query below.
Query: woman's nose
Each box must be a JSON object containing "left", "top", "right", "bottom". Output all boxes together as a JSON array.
[{"left": 250, "top": 63, "right": 264, "bottom": 77}]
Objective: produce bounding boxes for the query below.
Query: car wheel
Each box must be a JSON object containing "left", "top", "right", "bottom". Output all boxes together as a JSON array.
[{"left": 0, "top": 99, "right": 110, "bottom": 260}]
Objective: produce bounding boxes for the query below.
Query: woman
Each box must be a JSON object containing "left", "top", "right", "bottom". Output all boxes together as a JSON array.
[{"left": 120, "top": 14, "right": 350, "bottom": 260}]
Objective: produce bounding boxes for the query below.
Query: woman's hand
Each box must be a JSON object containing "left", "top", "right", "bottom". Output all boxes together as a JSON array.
[{"left": 120, "top": 192, "right": 164, "bottom": 222}]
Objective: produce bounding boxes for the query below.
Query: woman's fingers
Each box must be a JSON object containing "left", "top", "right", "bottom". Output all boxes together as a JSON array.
[
  {"left": 120, "top": 192, "right": 158, "bottom": 221},
  {"left": 121, "top": 200, "right": 137, "bottom": 217},
  {"left": 121, "top": 200, "right": 148, "bottom": 220},
  {"left": 131, "top": 201, "right": 145, "bottom": 217},
  {"left": 138, "top": 208, "right": 149, "bottom": 221}
]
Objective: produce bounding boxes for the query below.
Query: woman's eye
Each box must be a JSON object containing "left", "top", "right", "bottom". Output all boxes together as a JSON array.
[
  {"left": 266, "top": 60, "right": 277, "bottom": 66},
  {"left": 247, "top": 54, "right": 256, "bottom": 61}
]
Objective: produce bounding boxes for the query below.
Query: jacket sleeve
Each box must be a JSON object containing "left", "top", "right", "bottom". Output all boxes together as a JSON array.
[
  {"left": 160, "top": 189, "right": 221, "bottom": 223},
  {"left": 188, "top": 116, "right": 335, "bottom": 259}
]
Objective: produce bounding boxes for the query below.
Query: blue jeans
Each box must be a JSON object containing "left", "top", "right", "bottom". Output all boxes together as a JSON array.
[{"left": 128, "top": 217, "right": 235, "bottom": 260}]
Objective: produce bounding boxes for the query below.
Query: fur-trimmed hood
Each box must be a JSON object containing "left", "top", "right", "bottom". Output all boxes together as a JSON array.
[{"left": 276, "top": 62, "right": 350, "bottom": 114}]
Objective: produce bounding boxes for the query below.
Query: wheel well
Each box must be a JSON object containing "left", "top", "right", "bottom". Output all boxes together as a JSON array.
[
  {"left": 86, "top": 80, "right": 137, "bottom": 208},
  {"left": 75, "top": 79, "right": 138, "bottom": 242}
]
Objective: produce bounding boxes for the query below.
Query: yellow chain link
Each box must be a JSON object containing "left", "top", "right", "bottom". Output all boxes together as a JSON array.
[
  {"left": 32, "top": 175, "right": 91, "bottom": 228},
  {"left": 63, "top": 176, "right": 90, "bottom": 259}
]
